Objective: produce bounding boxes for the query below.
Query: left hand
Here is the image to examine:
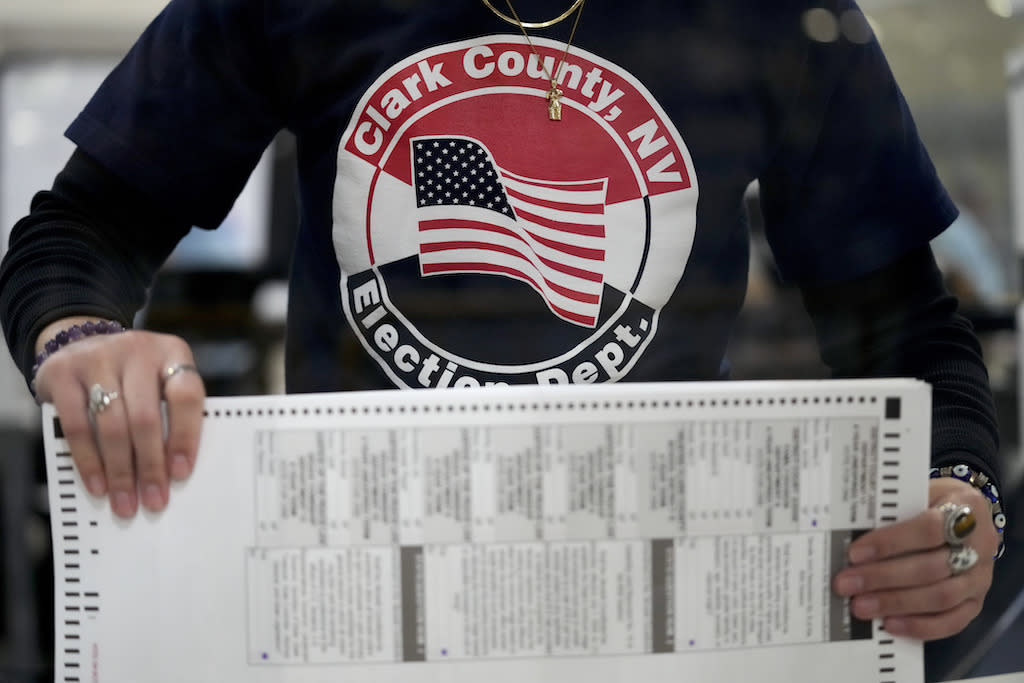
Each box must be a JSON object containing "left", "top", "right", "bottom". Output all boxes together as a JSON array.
[{"left": 831, "top": 476, "right": 999, "bottom": 640}]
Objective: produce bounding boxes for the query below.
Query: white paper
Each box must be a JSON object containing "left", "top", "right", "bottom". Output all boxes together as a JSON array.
[{"left": 44, "top": 379, "right": 931, "bottom": 683}]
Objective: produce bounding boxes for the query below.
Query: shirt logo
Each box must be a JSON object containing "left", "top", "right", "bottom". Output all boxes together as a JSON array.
[
  {"left": 333, "top": 36, "right": 698, "bottom": 388},
  {"left": 413, "top": 136, "right": 608, "bottom": 328}
]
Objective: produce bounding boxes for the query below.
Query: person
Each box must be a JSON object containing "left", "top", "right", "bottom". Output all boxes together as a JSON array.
[{"left": 0, "top": 0, "right": 1005, "bottom": 644}]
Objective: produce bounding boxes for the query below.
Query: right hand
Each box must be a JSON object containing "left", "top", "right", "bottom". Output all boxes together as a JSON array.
[{"left": 33, "top": 318, "right": 205, "bottom": 518}]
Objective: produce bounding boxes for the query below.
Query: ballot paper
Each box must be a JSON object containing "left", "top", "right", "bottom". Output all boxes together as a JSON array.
[{"left": 43, "top": 379, "right": 930, "bottom": 683}]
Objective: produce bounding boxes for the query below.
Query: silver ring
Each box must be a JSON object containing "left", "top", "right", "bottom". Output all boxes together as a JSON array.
[
  {"left": 87, "top": 383, "right": 119, "bottom": 418},
  {"left": 947, "top": 544, "right": 979, "bottom": 575},
  {"left": 162, "top": 363, "right": 200, "bottom": 384},
  {"left": 938, "top": 501, "right": 977, "bottom": 545}
]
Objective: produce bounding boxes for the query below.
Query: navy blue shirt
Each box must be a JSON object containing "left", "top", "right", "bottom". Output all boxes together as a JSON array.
[{"left": 63, "top": 0, "right": 956, "bottom": 393}]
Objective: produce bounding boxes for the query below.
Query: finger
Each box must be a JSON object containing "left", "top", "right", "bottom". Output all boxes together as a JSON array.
[
  {"left": 49, "top": 380, "right": 107, "bottom": 497},
  {"left": 848, "top": 507, "right": 948, "bottom": 563},
  {"left": 89, "top": 381, "right": 138, "bottom": 519},
  {"left": 850, "top": 567, "right": 990, "bottom": 621},
  {"left": 834, "top": 545, "right": 951, "bottom": 596},
  {"left": 932, "top": 482, "right": 1000, "bottom": 557},
  {"left": 34, "top": 353, "right": 110, "bottom": 496},
  {"left": 883, "top": 597, "right": 984, "bottom": 641},
  {"left": 122, "top": 363, "right": 168, "bottom": 512},
  {"left": 160, "top": 361, "right": 205, "bottom": 482}
]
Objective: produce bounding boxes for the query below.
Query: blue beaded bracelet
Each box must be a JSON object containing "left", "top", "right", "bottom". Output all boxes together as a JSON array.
[
  {"left": 930, "top": 463, "right": 1007, "bottom": 559},
  {"left": 30, "top": 320, "right": 126, "bottom": 396}
]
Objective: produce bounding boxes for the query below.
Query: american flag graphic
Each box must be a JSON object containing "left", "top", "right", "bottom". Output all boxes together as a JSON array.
[{"left": 412, "top": 137, "right": 608, "bottom": 328}]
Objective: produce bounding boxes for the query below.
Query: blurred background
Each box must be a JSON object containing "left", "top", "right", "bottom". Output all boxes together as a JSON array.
[{"left": 0, "top": 0, "right": 1023, "bottom": 681}]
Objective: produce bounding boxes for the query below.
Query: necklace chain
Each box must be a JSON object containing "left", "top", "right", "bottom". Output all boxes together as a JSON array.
[
  {"left": 479, "top": 0, "right": 585, "bottom": 29},
  {"left": 499, "top": 0, "right": 587, "bottom": 120}
]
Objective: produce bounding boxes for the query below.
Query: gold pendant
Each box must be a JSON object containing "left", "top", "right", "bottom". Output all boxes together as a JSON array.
[{"left": 546, "top": 84, "right": 563, "bottom": 121}]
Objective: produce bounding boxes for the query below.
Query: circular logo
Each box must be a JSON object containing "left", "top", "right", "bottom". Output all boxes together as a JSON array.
[{"left": 334, "top": 36, "right": 698, "bottom": 388}]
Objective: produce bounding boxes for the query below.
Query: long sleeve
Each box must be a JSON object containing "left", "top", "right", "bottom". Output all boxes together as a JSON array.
[
  {"left": 798, "top": 244, "right": 1001, "bottom": 488},
  {"left": 0, "top": 148, "right": 192, "bottom": 386}
]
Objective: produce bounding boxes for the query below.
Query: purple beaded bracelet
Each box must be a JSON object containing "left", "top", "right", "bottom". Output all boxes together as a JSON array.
[{"left": 30, "top": 320, "right": 126, "bottom": 394}]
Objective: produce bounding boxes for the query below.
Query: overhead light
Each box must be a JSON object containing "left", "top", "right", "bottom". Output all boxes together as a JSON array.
[
  {"left": 987, "top": 0, "right": 1022, "bottom": 18},
  {"left": 802, "top": 8, "right": 839, "bottom": 43}
]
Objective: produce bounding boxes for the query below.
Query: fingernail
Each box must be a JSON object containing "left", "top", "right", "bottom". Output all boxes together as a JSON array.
[
  {"left": 171, "top": 454, "right": 191, "bottom": 480},
  {"left": 849, "top": 545, "right": 876, "bottom": 563},
  {"left": 112, "top": 491, "right": 135, "bottom": 518},
  {"left": 836, "top": 574, "right": 863, "bottom": 595},
  {"left": 854, "top": 596, "right": 879, "bottom": 619},
  {"left": 86, "top": 475, "right": 106, "bottom": 496},
  {"left": 143, "top": 485, "right": 165, "bottom": 511}
]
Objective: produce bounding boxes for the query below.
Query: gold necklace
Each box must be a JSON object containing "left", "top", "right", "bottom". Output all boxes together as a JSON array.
[
  {"left": 480, "top": 0, "right": 585, "bottom": 29},
  {"left": 501, "top": 0, "right": 587, "bottom": 121}
]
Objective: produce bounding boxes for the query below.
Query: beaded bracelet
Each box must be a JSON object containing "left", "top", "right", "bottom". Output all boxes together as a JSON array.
[
  {"left": 930, "top": 463, "right": 1007, "bottom": 559},
  {"left": 30, "top": 319, "right": 126, "bottom": 396}
]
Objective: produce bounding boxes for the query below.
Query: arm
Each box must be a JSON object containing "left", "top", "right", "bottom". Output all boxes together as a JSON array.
[
  {"left": 0, "top": 149, "right": 205, "bottom": 518},
  {"left": 1, "top": 148, "right": 192, "bottom": 382},
  {"left": 2, "top": 0, "right": 287, "bottom": 518},
  {"left": 801, "top": 244, "right": 1003, "bottom": 640},
  {"left": 798, "top": 244, "right": 999, "bottom": 485}
]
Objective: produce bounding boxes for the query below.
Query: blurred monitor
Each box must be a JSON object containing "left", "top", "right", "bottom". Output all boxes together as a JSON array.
[
  {"left": 1010, "top": 48, "right": 1024, "bottom": 258},
  {"left": 1, "top": 56, "right": 273, "bottom": 271}
]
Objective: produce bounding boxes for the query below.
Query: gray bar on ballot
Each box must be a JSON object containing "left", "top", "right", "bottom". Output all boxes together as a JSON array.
[
  {"left": 651, "top": 538, "right": 675, "bottom": 653},
  {"left": 400, "top": 545, "right": 426, "bottom": 661},
  {"left": 829, "top": 530, "right": 872, "bottom": 641}
]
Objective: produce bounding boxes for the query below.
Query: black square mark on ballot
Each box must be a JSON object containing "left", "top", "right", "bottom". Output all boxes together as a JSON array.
[{"left": 885, "top": 397, "right": 901, "bottom": 420}]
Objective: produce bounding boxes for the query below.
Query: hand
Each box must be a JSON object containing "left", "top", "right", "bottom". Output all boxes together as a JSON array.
[
  {"left": 832, "top": 476, "right": 999, "bottom": 640},
  {"left": 33, "top": 318, "right": 205, "bottom": 519}
]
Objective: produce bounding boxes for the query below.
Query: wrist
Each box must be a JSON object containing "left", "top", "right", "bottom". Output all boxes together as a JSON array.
[
  {"left": 34, "top": 316, "right": 112, "bottom": 355},
  {"left": 930, "top": 463, "right": 1007, "bottom": 559},
  {"left": 31, "top": 317, "right": 127, "bottom": 399}
]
